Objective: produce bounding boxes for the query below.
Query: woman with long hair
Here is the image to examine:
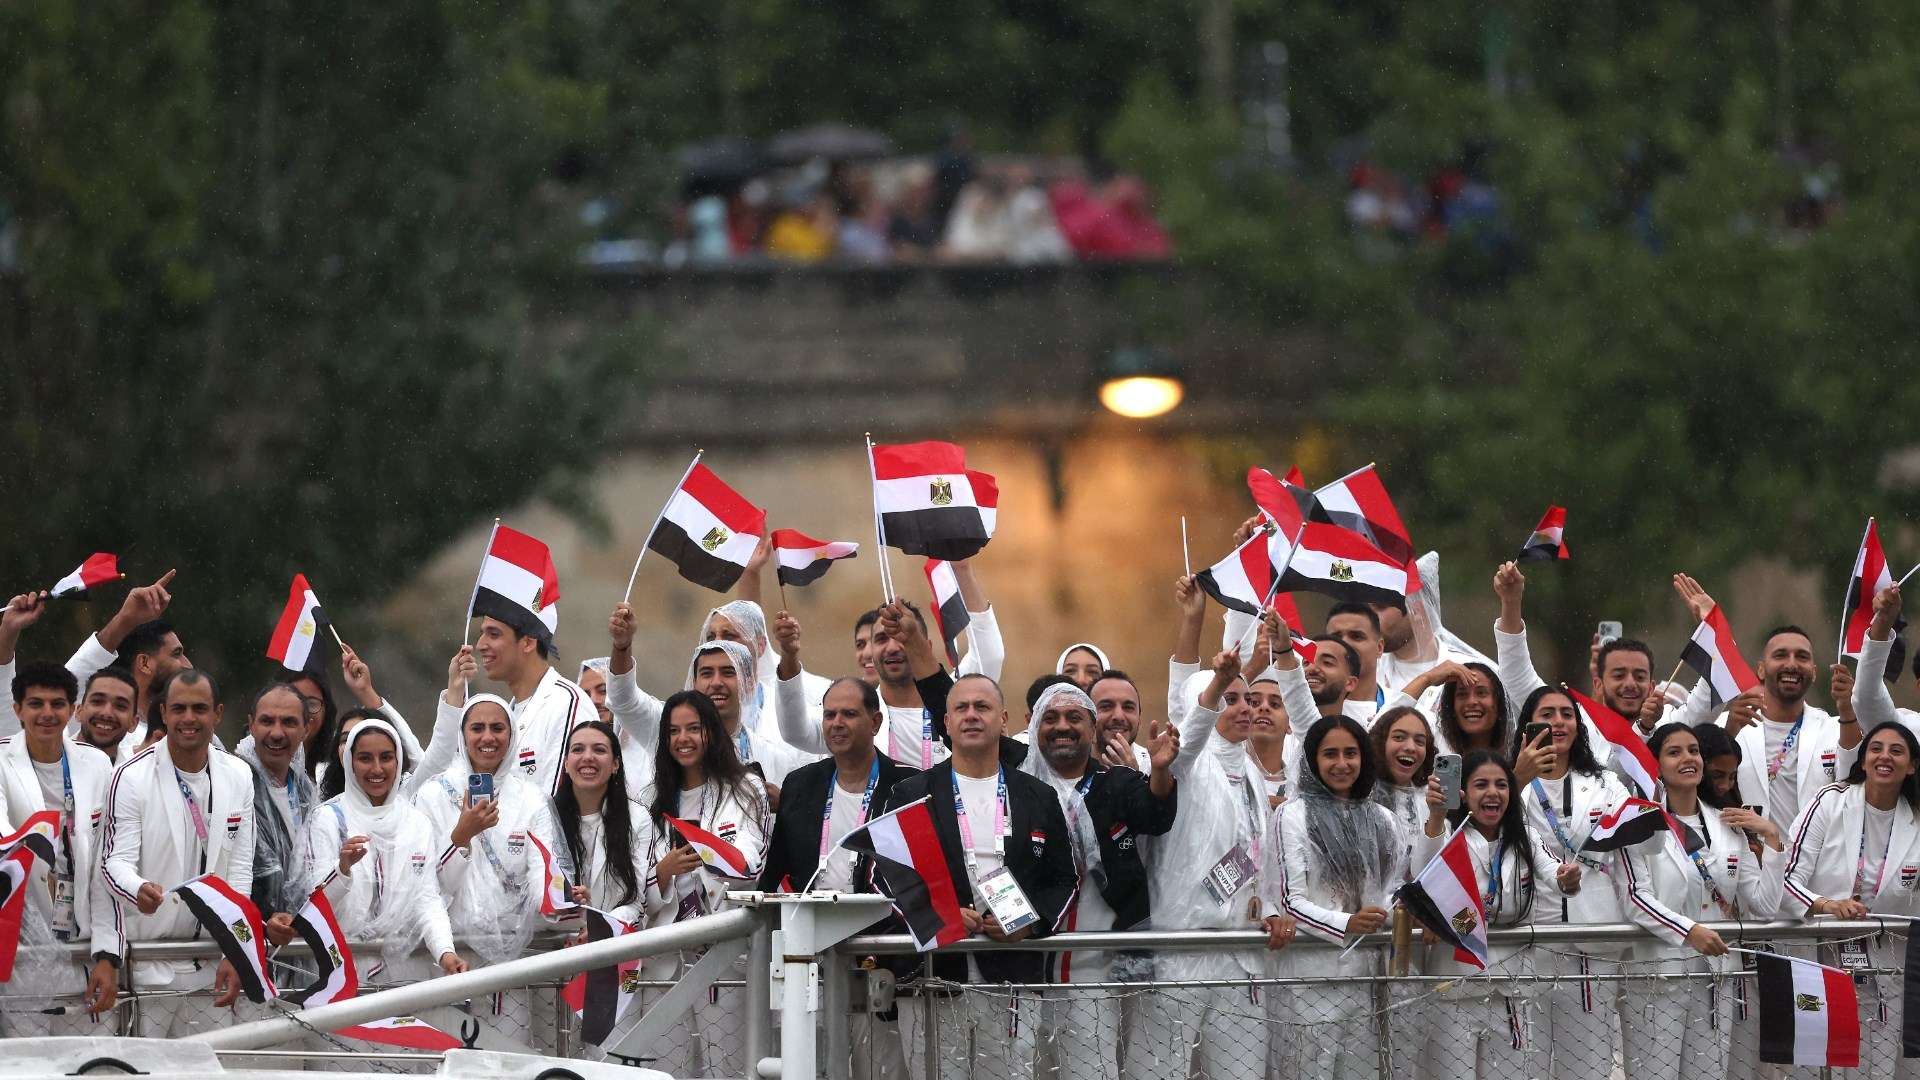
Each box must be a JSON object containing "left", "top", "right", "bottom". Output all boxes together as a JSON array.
[
  {"left": 1783, "top": 720, "right": 1920, "bottom": 1077},
  {"left": 1369, "top": 705, "right": 1435, "bottom": 858},
  {"left": 639, "top": 690, "right": 770, "bottom": 1080},
  {"left": 1414, "top": 750, "right": 1569, "bottom": 1080},
  {"left": 298, "top": 719, "right": 464, "bottom": 982},
  {"left": 553, "top": 719, "right": 653, "bottom": 928},
  {"left": 1618, "top": 723, "right": 1784, "bottom": 1080},
  {"left": 1267, "top": 714, "right": 1403, "bottom": 1080},
  {"left": 1435, "top": 661, "right": 1509, "bottom": 756},
  {"left": 417, "top": 694, "right": 567, "bottom": 1050},
  {"left": 1506, "top": 685, "right": 1631, "bottom": 1080}
]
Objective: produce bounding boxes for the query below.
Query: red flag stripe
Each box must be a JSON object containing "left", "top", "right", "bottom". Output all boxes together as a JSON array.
[
  {"left": 871, "top": 441, "right": 968, "bottom": 481},
  {"left": 680, "top": 463, "right": 768, "bottom": 533}
]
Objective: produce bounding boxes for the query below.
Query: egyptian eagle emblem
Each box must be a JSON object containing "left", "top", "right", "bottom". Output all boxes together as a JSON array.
[
  {"left": 1450, "top": 906, "right": 1478, "bottom": 936},
  {"left": 700, "top": 526, "right": 730, "bottom": 552},
  {"left": 621, "top": 969, "right": 644, "bottom": 994},
  {"left": 1795, "top": 993, "right": 1822, "bottom": 1013},
  {"left": 929, "top": 478, "right": 954, "bottom": 506},
  {"left": 231, "top": 920, "right": 252, "bottom": 943},
  {"left": 1330, "top": 560, "right": 1356, "bottom": 582}
]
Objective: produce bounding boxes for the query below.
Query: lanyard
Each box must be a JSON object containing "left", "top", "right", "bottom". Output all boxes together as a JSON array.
[
  {"left": 735, "top": 727, "right": 753, "bottom": 764},
  {"left": 819, "top": 759, "right": 881, "bottom": 860},
  {"left": 921, "top": 709, "right": 934, "bottom": 771},
  {"left": 1374, "top": 687, "right": 1386, "bottom": 710},
  {"left": 1681, "top": 811, "right": 1737, "bottom": 916},
  {"left": 1485, "top": 840, "right": 1507, "bottom": 915},
  {"left": 53, "top": 752, "right": 74, "bottom": 883},
  {"left": 174, "top": 767, "right": 211, "bottom": 875},
  {"left": 952, "top": 768, "right": 1007, "bottom": 871},
  {"left": 1766, "top": 716, "right": 1804, "bottom": 782},
  {"left": 1855, "top": 811, "right": 1897, "bottom": 901},
  {"left": 369, "top": 851, "right": 387, "bottom": 920},
  {"left": 1531, "top": 779, "right": 1576, "bottom": 858}
]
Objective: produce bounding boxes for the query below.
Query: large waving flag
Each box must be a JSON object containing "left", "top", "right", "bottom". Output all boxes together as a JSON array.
[
  {"left": 1516, "top": 506, "right": 1569, "bottom": 563},
  {"left": 924, "top": 559, "right": 971, "bottom": 667},
  {"left": 838, "top": 797, "right": 967, "bottom": 951},
  {"left": 0, "top": 812, "right": 60, "bottom": 981},
  {"left": 266, "top": 573, "right": 329, "bottom": 677},
  {"left": 1757, "top": 951, "right": 1860, "bottom": 1067},
  {"left": 561, "top": 907, "right": 643, "bottom": 1047},
  {"left": 772, "top": 529, "right": 859, "bottom": 588},
  {"left": 1680, "top": 605, "right": 1760, "bottom": 708},
  {"left": 1311, "top": 465, "right": 1415, "bottom": 567},
  {"left": 1579, "top": 797, "right": 1704, "bottom": 855},
  {"left": 870, "top": 441, "right": 996, "bottom": 561},
  {"left": 1278, "top": 522, "right": 1417, "bottom": 605},
  {"left": 470, "top": 524, "right": 561, "bottom": 642},
  {"left": 1196, "top": 525, "right": 1280, "bottom": 615},
  {"left": 1246, "top": 466, "right": 1313, "bottom": 543},
  {"left": 284, "top": 888, "right": 462, "bottom": 1050},
  {"left": 1567, "top": 687, "right": 1658, "bottom": 799},
  {"left": 664, "top": 814, "right": 758, "bottom": 879},
  {"left": 174, "top": 874, "right": 275, "bottom": 1003},
  {"left": 647, "top": 462, "right": 768, "bottom": 593},
  {"left": 1841, "top": 518, "right": 1897, "bottom": 661},
  {"left": 49, "top": 553, "right": 121, "bottom": 599},
  {"left": 1394, "top": 822, "right": 1488, "bottom": 970}
]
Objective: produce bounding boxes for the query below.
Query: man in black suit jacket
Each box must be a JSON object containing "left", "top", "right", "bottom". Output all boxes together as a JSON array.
[
  {"left": 881, "top": 670, "right": 1077, "bottom": 1080},
  {"left": 757, "top": 675, "right": 920, "bottom": 1080}
]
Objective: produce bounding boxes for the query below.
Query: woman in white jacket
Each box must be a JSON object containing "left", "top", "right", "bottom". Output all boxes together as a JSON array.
[
  {"left": 553, "top": 719, "right": 653, "bottom": 930},
  {"left": 1781, "top": 719, "right": 1920, "bottom": 1079},
  {"left": 1617, "top": 722, "right": 1785, "bottom": 1080},
  {"left": 417, "top": 694, "right": 567, "bottom": 1050},
  {"left": 1412, "top": 749, "right": 1572, "bottom": 1080},
  {"left": 1267, "top": 714, "right": 1404, "bottom": 1080},
  {"left": 300, "top": 718, "right": 463, "bottom": 982},
  {"left": 639, "top": 689, "right": 770, "bottom": 1080}
]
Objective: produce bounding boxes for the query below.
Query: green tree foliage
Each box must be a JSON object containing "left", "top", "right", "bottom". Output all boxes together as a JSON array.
[{"left": 0, "top": 1, "right": 650, "bottom": 680}]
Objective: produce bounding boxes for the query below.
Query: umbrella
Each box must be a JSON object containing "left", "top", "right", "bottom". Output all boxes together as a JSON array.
[
  {"left": 676, "top": 136, "right": 765, "bottom": 194},
  {"left": 766, "top": 124, "right": 894, "bottom": 165}
]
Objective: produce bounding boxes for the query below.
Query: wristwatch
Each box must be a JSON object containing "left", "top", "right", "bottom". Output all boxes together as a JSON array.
[{"left": 91, "top": 951, "right": 121, "bottom": 970}]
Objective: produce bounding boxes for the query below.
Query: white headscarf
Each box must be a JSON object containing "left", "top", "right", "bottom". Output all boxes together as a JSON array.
[
  {"left": 309, "top": 718, "right": 440, "bottom": 970},
  {"left": 1055, "top": 642, "right": 1110, "bottom": 675},
  {"left": 422, "top": 694, "right": 560, "bottom": 964}
]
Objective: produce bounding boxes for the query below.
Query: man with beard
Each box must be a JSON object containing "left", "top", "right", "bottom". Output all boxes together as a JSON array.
[
  {"left": 1718, "top": 622, "right": 1860, "bottom": 833},
  {"left": 234, "top": 685, "right": 317, "bottom": 957},
  {"left": 1323, "top": 603, "right": 1390, "bottom": 722},
  {"left": 70, "top": 669, "right": 140, "bottom": 764},
  {"left": 1017, "top": 680, "right": 1176, "bottom": 1080},
  {"left": 1090, "top": 670, "right": 1152, "bottom": 771},
  {"left": 1491, "top": 561, "right": 1668, "bottom": 726},
  {"left": 774, "top": 601, "right": 949, "bottom": 770}
]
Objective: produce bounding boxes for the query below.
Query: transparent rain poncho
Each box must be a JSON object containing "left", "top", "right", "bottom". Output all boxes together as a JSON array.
[
  {"left": 685, "top": 639, "right": 764, "bottom": 743},
  {"left": 1016, "top": 682, "right": 1105, "bottom": 885},
  {"left": 303, "top": 717, "right": 448, "bottom": 976},
  {"left": 695, "top": 601, "right": 777, "bottom": 724},
  {"left": 417, "top": 695, "right": 569, "bottom": 967},
  {"left": 1294, "top": 731, "right": 1400, "bottom": 913}
]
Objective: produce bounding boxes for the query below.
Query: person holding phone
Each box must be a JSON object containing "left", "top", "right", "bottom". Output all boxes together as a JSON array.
[
  {"left": 1617, "top": 723, "right": 1784, "bottom": 1080},
  {"left": 1508, "top": 686, "right": 1629, "bottom": 1080},
  {"left": 639, "top": 689, "right": 771, "bottom": 1079},
  {"left": 1414, "top": 751, "right": 1569, "bottom": 1080},
  {"left": 1369, "top": 705, "right": 1436, "bottom": 864},
  {"left": 1782, "top": 720, "right": 1920, "bottom": 1076},
  {"left": 418, "top": 693, "right": 567, "bottom": 1050},
  {"left": 1266, "top": 714, "right": 1403, "bottom": 1080},
  {"left": 298, "top": 718, "right": 463, "bottom": 983}
]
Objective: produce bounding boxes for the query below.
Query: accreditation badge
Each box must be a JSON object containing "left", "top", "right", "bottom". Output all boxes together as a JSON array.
[
  {"left": 1203, "top": 843, "right": 1258, "bottom": 907},
  {"left": 976, "top": 865, "right": 1038, "bottom": 936}
]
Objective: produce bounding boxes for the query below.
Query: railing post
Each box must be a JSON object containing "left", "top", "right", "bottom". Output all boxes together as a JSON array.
[
  {"left": 746, "top": 914, "right": 774, "bottom": 1080},
  {"left": 923, "top": 954, "right": 940, "bottom": 1080},
  {"left": 822, "top": 948, "right": 851, "bottom": 1080}
]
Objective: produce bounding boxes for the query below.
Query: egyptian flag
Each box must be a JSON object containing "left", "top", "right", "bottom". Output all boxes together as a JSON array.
[
  {"left": 1842, "top": 518, "right": 1897, "bottom": 660},
  {"left": 561, "top": 907, "right": 643, "bottom": 1047},
  {"left": 1680, "top": 604, "right": 1760, "bottom": 708},
  {"left": 285, "top": 888, "right": 357, "bottom": 1007},
  {"left": 1310, "top": 465, "right": 1415, "bottom": 567},
  {"left": 0, "top": 812, "right": 59, "bottom": 981},
  {"left": 1393, "top": 822, "right": 1488, "bottom": 970},
  {"left": 837, "top": 797, "right": 967, "bottom": 951},
  {"left": 1196, "top": 527, "right": 1279, "bottom": 615},
  {"left": 871, "top": 441, "right": 994, "bottom": 561},
  {"left": 174, "top": 874, "right": 275, "bottom": 1003},
  {"left": 1567, "top": 688, "right": 1658, "bottom": 798},
  {"left": 772, "top": 529, "right": 859, "bottom": 588},
  {"left": 1246, "top": 466, "right": 1313, "bottom": 542},
  {"left": 529, "top": 832, "right": 579, "bottom": 915},
  {"left": 338, "top": 1015, "right": 464, "bottom": 1052},
  {"left": 647, "top": 463, "right": 767, "bottom": 592},
  {"left": 265, "top": 574, "right": 329, "bottom": 676},
  {"left": 664, "top": 814, "right": 758, "bottom": 879},
  {"left": 1278, "top": 522, "right": 1417, "bottom": 606},
  {"left": 924, "top": 559, "right": 971, "bottom": 666},
  {"left": 1516, "top": 506, "right": 1570, "bottom": 562},
  {"left": 1579, "top": 797, "right": 1704, "bottom": 854},
  {"left": 1757, "top": 951, "right": 1860, "bottom": 1067},
  {"left": 471, "top": 524, "right": 561, "bottom": 642},
  {"left": 49, "top": 553, "right": 120, "bottom": 598}
]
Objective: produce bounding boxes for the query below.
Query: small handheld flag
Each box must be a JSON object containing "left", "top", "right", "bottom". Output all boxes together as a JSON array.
[
  {"left": 529, "top": 832, "right": 579, "bottom": 915},
  {"left": 1516, "top": 506, "right": 1569, "bottom": 562},
  {"left": 283, "top": 888, "right": 463, "bottom": 1049},
  {"left": 772, "top": 529, "right": 859, "bottom": 588},
  {"left": 663, "top": 814, "right": 758, "bottom": 879},
  {"left": 561, "top": 907, "right": 643, "bottom": 1047},
  {"left": 1310, "top": 464, "right": 1415, "bottom": 567},
  {"left": 0, "top": 812, "right": 60, "bottom": 981},
  {"left": 1680, "top": 605, "right": 1760, "bottom": 708},
  {"left": 1580, "top": 797, "right": 1704, "bottom": 854},
  {"left": 870, "top": 441, "right": 996, "bottom": 562},
  {"left": 924, "top": 559, "right": 971, "bottom": 667},
  {"left": 471, "top": 524, "right": 561, "bottom": 643},
  {"left": 837, "top": 797, "right": 968, "bottom": 951},
  {"left": 645, "top": 462, "right": 767, "bottom": 593},
  {"left": 173, "top": 874, "right": 275, "bottom": 1003},
  {"left": 49, "top": 553, "right": 121, "bottom": 598},
  {"left": 1393, "top": 821, "right": 1488, "bottom": 970},
  {"left": 1840, "top": 518, "right": 1898, "bottom": 661},
  {"left": 1566, "top": 687, "right": 1659, "bottom": 799},
  {"left": 1755, "top": 950, "right": 1859, "bottom": 1067},
  {"left": 266, "top": 573, "right": 329, "bottom": 677}
]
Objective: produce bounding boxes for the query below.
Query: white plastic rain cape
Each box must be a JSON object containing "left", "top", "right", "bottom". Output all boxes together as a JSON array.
[{"left": 1016, "top": 682, "right": 1105, "bottom": 888}]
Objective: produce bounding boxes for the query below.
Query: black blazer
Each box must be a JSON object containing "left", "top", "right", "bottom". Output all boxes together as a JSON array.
[
  {"left": 883, "top": 761, "right": 1078, "bottom": 985},
  {"left": 1072, "top": 764, "right": 1177, "bottom": 931},
  {"left": 757, "top": 752, "right": 920, "bottom": 895}
]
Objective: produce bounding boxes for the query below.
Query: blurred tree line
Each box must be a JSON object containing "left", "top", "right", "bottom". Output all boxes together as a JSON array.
[{"left": 5, "top": 1, "right": 1920, "bottom": 683}]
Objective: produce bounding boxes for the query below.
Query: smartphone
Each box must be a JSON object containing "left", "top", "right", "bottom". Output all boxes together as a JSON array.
[
  {"left": 1523, "top": 722, "right": 1551, "bottom": 746},
  {"left": 1597, "top": 620, "right": 1624, "bottom": 647},
  {"left": 468, "top": 773, "right": 494, "bottom": 804},
  {"left": 1742, "top": 804, "right": 1765, "bottom": 842},
  {"left": 1434, "top": 754, "right": 1463, "bottom": 811}
]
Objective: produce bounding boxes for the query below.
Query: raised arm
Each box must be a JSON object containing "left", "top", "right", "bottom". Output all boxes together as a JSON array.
[
  {"left": 1179, "top": 649, "right": 1242, "bottom": 769},
  {"left": 605, "top": 603, "right": 665, "bottom": 759},
  {"left": 1490, "top": 562, "right": 1547, "bottom": 709},
  {"left": 0, "top": 592, "right": 49, "bottom": 737},
  {"left": 771, "top": 611, "right": 827, "bottom": 754},
  {"left": 414, "top": 647, "right": 475, "bottom": 787},
  {"left": 734, "top": 529, "right": 770, "bottom": 608},
  {"left": 1854, "top": 585, "right": 1904, "bottom": 731},
  {"left": 950, "top": 560, "right": 1006, "bottom": 681}
]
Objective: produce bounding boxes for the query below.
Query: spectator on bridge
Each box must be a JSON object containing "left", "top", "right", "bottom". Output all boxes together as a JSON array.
[{"left": 1049, "top": 175, "right": 1171, "bottom": 260}]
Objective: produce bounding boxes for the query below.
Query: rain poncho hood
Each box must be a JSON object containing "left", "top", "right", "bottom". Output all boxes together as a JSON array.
[
  {"left": 686, "top": 639, "right": 763, "bottom": 739},
  {"left": 1296, "top": 717, "right": 1399, "bottom": 910}
]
